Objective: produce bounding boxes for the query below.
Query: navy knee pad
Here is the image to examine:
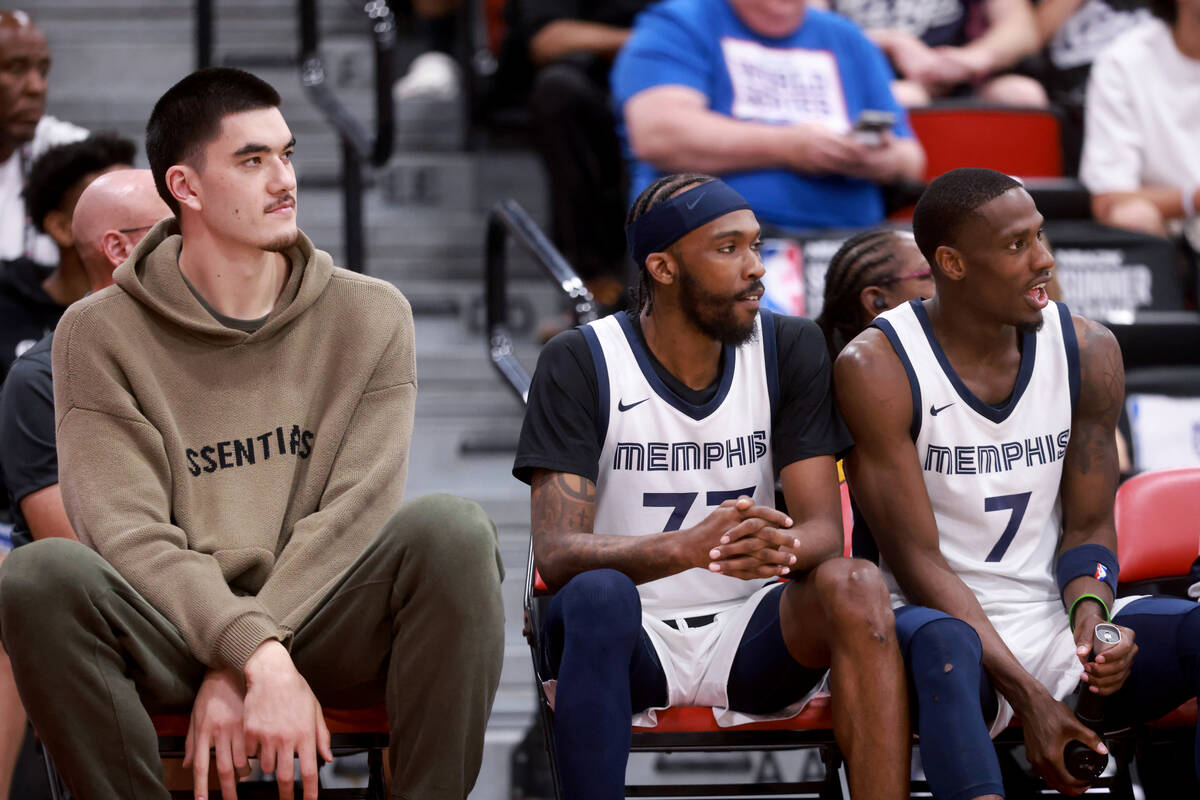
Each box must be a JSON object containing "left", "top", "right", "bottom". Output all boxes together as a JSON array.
[
  {"left": 557, "top": 568, "right": 642, "bottom": 644},
  {"left": 908, "top": 616, "right": 983, "bottom": 690},
  {"left": 547, "top": 569, "right": 662, "bottom": 799},
  {"left": 902, "top": 612, "right": 1003, "bottom": 800}
]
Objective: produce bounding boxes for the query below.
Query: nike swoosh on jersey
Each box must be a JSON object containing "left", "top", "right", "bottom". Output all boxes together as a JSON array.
[
  {"left": 618, "top": 398, "right": 649, "bottom": 412},
  {"left": 930, "top": 402, "right": 955, "bottom": 416}
]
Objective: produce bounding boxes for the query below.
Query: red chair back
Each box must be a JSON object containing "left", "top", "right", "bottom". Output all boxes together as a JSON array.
[
  {"left": 1115, "top": 467, "right": 1200, "bottom": 583},
  {"left": 840, "top": 480, "right": 853, "bottom": 557},
  {"left": 908, "top": 106, "right": 1064, "bottom": 181}
]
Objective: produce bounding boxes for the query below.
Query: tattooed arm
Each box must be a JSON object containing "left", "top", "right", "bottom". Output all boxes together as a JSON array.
[
  {"left": 530, "top": 469, "right": 796, "bottom": 591},
  {"left": 1058, "top": 317, "right": 1123, "bottom": 605},
  {"left": 1057, "top": 317, "right": 1138, "bottom": 692}
]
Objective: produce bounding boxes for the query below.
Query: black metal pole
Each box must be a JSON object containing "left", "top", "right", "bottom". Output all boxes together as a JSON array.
[
  {"left": 195, "top": 0, "right": 213, "bottom": 70},
  {"left": 342, "top": 137, "right": 364, "bottom": 273}
]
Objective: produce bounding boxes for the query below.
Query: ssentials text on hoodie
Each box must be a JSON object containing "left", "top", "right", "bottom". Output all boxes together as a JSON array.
[{"left": 185, "top": 424, "right": 316, "bottom": 476}]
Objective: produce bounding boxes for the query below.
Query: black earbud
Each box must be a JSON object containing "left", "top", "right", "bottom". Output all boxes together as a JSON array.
[{"left": 873, "top": 297, "right": 888, "bottom": 310}]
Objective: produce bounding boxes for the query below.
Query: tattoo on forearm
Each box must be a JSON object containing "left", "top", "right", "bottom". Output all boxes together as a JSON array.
[
  {"left": 530, "top": 471, "right": 681, "bottom": 585},
  {"left": 1071, "top": 321, "right": 1123, "bottom": 481},
  {"left": 531, "top": 471, "right": 596, "bottom": 537}
]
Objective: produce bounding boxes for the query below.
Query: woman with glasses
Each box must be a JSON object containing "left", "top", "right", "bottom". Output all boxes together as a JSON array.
[{"left": 815, "top": 228, "right": 934, "bottom": 359}]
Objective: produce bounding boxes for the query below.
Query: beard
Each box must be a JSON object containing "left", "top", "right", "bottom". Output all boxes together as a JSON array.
[
  {"left": 1016, "top": 317, "right": 1045, "bottom": 336},
  {"left": 677, "top": 270, "right": 760, "bottom": 346},
  {"left": 263, "top": 229, "right": 300, "bottom": 253}
]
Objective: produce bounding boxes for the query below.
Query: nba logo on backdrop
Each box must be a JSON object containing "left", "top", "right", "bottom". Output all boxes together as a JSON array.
[{"left": 761, "top": 239, "right": 806, "bottom": 316}]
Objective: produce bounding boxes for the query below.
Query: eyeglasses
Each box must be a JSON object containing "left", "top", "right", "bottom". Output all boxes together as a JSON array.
[
  {"left": 117, "top": 224, "right": 156, "bottom": 235},
  {"left": 873, "top": 267, "right": 932, "bottom": 286}
]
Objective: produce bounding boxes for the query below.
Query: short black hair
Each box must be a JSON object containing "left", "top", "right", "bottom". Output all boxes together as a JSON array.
[
  {"left": 815, "top": 229, "right": 905, "bottom": 360},
  {"left": 912, "top": 168, "right": 1022, "bottom": 267},
  {"left": 625, "top": 173, "right": 716, "bottom": 313},
  {"left": 145, "top": 67, "right": 281, "bottom": 216},
  {"left": 1148, "top": 0, "right": 1176, "bottom": 23},
  {"left": 24, "top": 133, "right": 137, "bottom": 233}
]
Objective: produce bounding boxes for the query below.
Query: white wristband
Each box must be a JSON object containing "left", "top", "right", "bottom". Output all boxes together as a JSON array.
[{"left": 1184, "top": 185, "right": 1197, "bottom": 219}]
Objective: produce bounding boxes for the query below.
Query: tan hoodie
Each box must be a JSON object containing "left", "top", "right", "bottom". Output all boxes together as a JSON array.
[{"left": 52, "top": 219, "right": 416, "bottom": 669}]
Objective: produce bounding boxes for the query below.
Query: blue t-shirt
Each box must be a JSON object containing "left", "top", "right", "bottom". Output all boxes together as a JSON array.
[{"left": 611, "top": 0, "right": 913, "bottom": 230}]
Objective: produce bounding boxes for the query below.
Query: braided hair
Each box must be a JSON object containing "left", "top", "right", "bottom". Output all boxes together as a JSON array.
[
  {"left": 625, "top": 172, "right": 716, "bottom": 314},
  {"left": 814, "top": 229, "right": 906, "bottom": 360}
]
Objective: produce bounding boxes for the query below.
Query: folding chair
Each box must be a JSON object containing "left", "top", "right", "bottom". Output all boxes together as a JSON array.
[
  {"left": 1115, "top": 466, "right": 1200, "bottom": 598},
  {"left": 524, "top": 484, "right": 858, "bottom": 799},
  {"left": 42, "top": 706, "right": 390, "bottom": 799},
  {"left": 1114, "top": 466, "right": 1200, "bottom": 796},
  {"left": 907, "top": 104, "right": 1065, "bottom": 182}
]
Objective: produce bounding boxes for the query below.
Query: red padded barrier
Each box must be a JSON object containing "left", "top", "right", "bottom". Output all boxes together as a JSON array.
[
  {"left": 1115, "top": 467, "right": 1200, "bottom": 583},
  {"left": 637, "top": 693, "right": 833, "bottom": 733},
  {"left": 151, "top": 706, "right": 389, "bottom": 738},
  {"left": 840, "top": 480, "right": 853, "bottom": 557},
  {"left": 908, "top": 107, "right": 1064, "bottom": 181},
  {"left": 1147, "top": 698, "right": 1198, "bottom": 728}
]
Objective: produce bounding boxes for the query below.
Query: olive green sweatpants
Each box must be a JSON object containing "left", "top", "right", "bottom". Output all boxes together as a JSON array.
[{"left": 0, "top": 493, "right": 505, "bottom": 800}]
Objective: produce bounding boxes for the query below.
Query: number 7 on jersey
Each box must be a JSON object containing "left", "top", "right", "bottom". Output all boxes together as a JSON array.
[{"left": 984, "top": 491, "right": 1031, "bottom": 562}]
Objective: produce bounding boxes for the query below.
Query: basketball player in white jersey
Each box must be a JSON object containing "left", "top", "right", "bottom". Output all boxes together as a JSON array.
[
  {"left": 836, "top": 167, "right": 1200, "bottom": 798},
  {"left": 513, "top": 174, "right": 911, "bottom": 798}
]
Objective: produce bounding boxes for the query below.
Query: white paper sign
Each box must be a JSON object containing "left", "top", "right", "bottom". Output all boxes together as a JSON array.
[
  {"left": 721, "top": 38, "right": 851, "bottom": 132},
  {"left": 1127, "top": 393, "right": 1200, "bottom": 472}
]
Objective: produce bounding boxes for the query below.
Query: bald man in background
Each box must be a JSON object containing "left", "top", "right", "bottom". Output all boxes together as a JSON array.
[{"left": 0, "top": 169, "right": 167, "bottom": 798}]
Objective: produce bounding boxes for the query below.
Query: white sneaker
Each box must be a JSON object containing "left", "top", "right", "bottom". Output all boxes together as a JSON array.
[{"left": 393, "top": 51, "right": 461, "bottom": 101}]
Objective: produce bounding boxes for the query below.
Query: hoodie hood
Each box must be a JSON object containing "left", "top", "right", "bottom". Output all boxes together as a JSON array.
[{"left": 113, "top": 217, "right": 334, "bottom": 346}]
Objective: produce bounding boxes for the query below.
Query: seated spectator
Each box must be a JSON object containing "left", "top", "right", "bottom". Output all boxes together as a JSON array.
[
  {"left": 0, "top": 167, "right": 167, "bottom": 800},
  {"left": 815, "top": 229, "right": 933, "bottom": 358},
  {"left": 0, "top": 67, "right": 505, "bottom": 800},
  {"left": 522, "top": 0, "right": 652, "bottom": 306},
  {"left": 1032, "top": 0, "right": 1151, "bottom": 118},
  {"left": 611, "top": 0, "right": 925, "bottom": 234},
  {"left": 0, "top": 133, "right": 135, "bottom": 382},
  {"left": 1080, "top": 0, "right": 1200, "bottom": 252},
  {"left": 393, "top": 0, "right": 464, "bottom": 101},
  {"left": 0, "top": 10, "right": 86, "bottom": 266},
  {"left": 813, "top": 0, "right": 1049, "bottom": 107},
  {"left": 1, "top": 168, "right": 166, "bottom": 549}
]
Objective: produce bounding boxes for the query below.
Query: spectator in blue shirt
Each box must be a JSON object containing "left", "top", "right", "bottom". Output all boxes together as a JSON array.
[{"left": 611, "top": 0, "right": 925, "bottom": 233}]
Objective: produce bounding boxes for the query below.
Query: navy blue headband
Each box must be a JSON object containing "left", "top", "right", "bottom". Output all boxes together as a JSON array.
[{"left": 626, "top": 180, "right": 752, "bottom": 268}]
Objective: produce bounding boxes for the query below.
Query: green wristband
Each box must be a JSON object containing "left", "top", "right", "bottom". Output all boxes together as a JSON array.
[{"left": 1069, "top": 592, "right": 1111, "bottom": 631}]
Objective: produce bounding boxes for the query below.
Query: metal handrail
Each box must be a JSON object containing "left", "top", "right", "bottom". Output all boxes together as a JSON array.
[
  {"left": 299, "top": 0, "right": 398, "bottom": 272},
  {"left": 485, "top": 199, "right": 597, "bottom": 403}
]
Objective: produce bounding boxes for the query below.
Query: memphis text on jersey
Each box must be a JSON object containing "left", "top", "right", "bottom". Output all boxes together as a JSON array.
[
  {"left": 613, "top": 430, "right": 769, "bottom": 472},
  {"left": 923, "top": 429, "right": 1070, "bottom": 476}
]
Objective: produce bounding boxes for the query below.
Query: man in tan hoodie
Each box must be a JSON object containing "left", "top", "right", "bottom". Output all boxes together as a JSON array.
[{"left": 0, "top": 68, "right": 505, "bottom": 800}]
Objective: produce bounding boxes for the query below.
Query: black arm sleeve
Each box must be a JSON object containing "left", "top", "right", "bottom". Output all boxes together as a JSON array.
[
  {"left": 512, "top": 329, "right": 603, "bottom": 485},
  {"left": 771, "top": 315, "right": 854, "bottom": 470}
]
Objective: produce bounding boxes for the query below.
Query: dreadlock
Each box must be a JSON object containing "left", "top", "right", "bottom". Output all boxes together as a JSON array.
[
  {"left": 814, "top": 229, "right": 906, "bottom": 360},
  {"left": 625, "top": 172, "right": 716, "bottom": 314}
]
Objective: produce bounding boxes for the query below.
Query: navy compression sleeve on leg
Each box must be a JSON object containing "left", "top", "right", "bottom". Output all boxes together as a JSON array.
[
  {"left": 1109, "top": 596, "right": 1200, "bottom": 780},
  {"left": 543, "top": 569, "right": 668, "bottom": 799},
  {"left": 897, "top": 605, "right": 1004, "bottom": 800}
]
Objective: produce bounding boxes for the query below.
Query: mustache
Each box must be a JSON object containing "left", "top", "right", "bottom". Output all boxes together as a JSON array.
[
  {"left": 264, "top": 195, "right": 296, "bottom": 214},
  {"left": 735, "top": 280, "right": 765, "bottom": 300}
]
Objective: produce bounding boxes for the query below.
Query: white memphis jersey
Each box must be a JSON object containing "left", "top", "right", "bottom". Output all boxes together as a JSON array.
[
  {"left": 873, "top": 299, "right": 1088, "bottom": 731},
  {"left": 584, "top": 310, "right": 779, "bottom": 619}
]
